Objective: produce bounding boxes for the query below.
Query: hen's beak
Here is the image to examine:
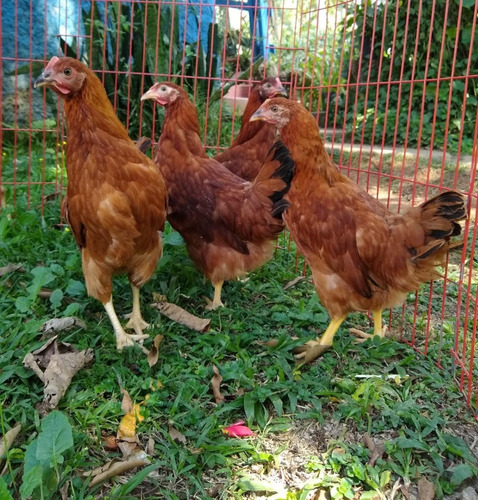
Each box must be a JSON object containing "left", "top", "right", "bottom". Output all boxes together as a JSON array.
[
  {"left": 34, "top": 56, "right": 61, "bottom": 89},
  {"left": 250, "top": 108, "right": 267, "bottom": 123},
  {"left": 273, "top": 85, "right": 288, "bottom": 98},
  {"left": 34, "top": 71, "right": 54, "bottom": 89},
  {"left": 140, "top": 89, "right": 156, "bottom": 101}
]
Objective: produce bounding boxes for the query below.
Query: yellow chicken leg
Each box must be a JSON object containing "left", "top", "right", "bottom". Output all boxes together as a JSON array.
[
  {"left": 294, "top": 315, "right": 346, "bottom": 364},
  {"left": 205, "top": 281, "right": 225, "bottom": 310},
  {"left": 104, "top": 296, "right": 148, "bottom": 351},
  {"left": 349, "top": 310, "right": 387, "bottom": 341},
  {"left": 125, "top": 284, "right": 150, "bottom": 335}
]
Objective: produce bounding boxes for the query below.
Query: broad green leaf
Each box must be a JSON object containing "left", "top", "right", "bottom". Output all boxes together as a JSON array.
[
  {"left": 393, "top": 437, "right": 429, "bottom": 451},
  {"left": 65, "top": 279, "right": 85, "bottom": 296},
  {"left": 36, "top": 411, "right": 73, "bottom": 466},
  {"left": 20, "top": 464, "right": 43, "bottom": 499},
  {"left": 0, "top": 478, "right": 13, "bottom": 500},
  {"left": 360, "top": 491, "right": 380, "bottom": 500},
  {"left": 449, "top": 463, "right": 474, "bottom": 486},
  {"left": 268, "top": 394, "right": 283, "bottom": 417},
  {"left": 163, "top": 231, "right": 184, "bottom": 246},
  {"left": 244, "top": 393, "right": 255, "bottom": 423},
  {"left": 380, "top": 470, "right": 391, "bottom": 488},
  {"left": 15, "top": 296, "right": 32, "bottom": 313},
  {"left": 63, "top": 302, "right": 80, "bottom": 316},
  {"left": 49, "top": 289, "right": 64, "bottom": 309},
  {"left": 237, "top": 477, "right": 279, "bottom": 493}
]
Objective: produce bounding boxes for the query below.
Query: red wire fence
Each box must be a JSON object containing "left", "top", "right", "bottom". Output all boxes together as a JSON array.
[{"left": 1, "top": 0, "right": 477, "bottom": 411}]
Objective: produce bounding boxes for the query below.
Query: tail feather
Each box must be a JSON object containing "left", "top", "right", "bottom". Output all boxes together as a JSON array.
[
  {"left": 413, "top": 190, "right": 466, "bottom": 263},
  {"left": 253, "top": 141, "right": 296, "bottom": 218},
  {"left": 136, "top": 136, "right": 152, "bottom": 154}
]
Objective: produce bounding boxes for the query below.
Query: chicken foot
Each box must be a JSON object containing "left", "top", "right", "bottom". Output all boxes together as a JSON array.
[
  {"left": 294, "top": 315, "right": 346, "bottom": 364},
  {"left": 205, "top": 281, "right": 225, "bottom": 310},
  {"left": 103, "top": 298, "right": 149, "bottom": 351},
  {"left": 349, "top": 310, "right": 387, "bottom": 342},
  {"left": 125, "top": 285, "right": 150, "bottom": 334}
]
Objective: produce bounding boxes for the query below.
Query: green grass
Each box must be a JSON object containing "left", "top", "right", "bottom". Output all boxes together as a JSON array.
[{"left": 1, "top": 192, "right": 477, "bottom": 499}]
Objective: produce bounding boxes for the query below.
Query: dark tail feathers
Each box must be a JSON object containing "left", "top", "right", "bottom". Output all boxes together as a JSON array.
[
  {"left": 264, "top": 141, "right": 296, "bottom": 218},
  {"left": 415, "top": 190, "right": 467, "bottom": 260},
  {"left": 136, "top": 136, "right": 152, "bottom": 154}
]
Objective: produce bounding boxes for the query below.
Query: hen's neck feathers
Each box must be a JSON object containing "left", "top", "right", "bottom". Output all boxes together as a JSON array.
[
  {"left": 160, "top": 97, "right": 207, "bottom": 158},
  {"left": 63, "top": 71, "right": 132, "bottom": 143},
  {"left": 281, "top": 110, "right": 341, "bottom": 184}
]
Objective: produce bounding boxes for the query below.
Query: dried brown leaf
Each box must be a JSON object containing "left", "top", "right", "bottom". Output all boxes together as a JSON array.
[
  {"left": 151, "top": 301, "right": 211, "bottom": 332},
  {"left": 147, "top": 334, "right": 164, "bottom": 367},
  {"left": 117, "top": 436, "right": 141, "bottom": 459},
  {"left": 103, "top": 435, "right": 118, "bottom": 451},
  {"left": 362, "top": 433, "right": 385, "bottom": 466},
  {"left": 169, "top": 425, "right": 187, "bottom": 444},
  {"left": 283, "top": 275, "right": 306, "bottom": 290},
  {"left": 120, "top": 389, "right": 134, "bottom": 415},
  {"left": 418, "top": 477, "right": 435, "bottom": 500},
  {"left": 257, "top": 339, "right": 280, "bottom": 347},
  {"left": 38, "top": 288, "right": 53, "bottom": 299},
  {"left": 84, "top": 452, "right": 150, "bottom": 487},
  {"left": 210, "top": 365, "right": 225, "bottom": 404},
  {"left": 42, "top": 317, "right": 87, "bottom": 334},
  {"left": 146, "top": 437, "right": 155, "bottom": 457},
  {"left": 23, "top": 338, "right": 94, "bottom": 413},
  {"left": 0, "top": 423, "right": 22, "bottom": 458},
  {"left": 0, "top": 263, "right": 25, "bottom": 276}
]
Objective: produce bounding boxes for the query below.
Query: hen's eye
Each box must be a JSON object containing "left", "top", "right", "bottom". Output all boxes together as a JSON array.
[
  {"left": 160, "top": 85, "right": 168, "bottom": 92},
  {"left": 264, "top": 83, "right": 271, "bottom": 88},
  {"left": 63, "top": 68, "right": 72, "bottom": 76},
  {"left": 270, "top": 105, "right": 279, "bottom": 112}
]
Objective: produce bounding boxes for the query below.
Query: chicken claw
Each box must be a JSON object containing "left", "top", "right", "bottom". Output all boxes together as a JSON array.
[
  {"left": 349, "top": 325, "right": 387, "bottom": 343},
  {"left": 349, "top": 312, "right": 387, "bottom": 343},
  {"left": 124, "top": 285, "right": 150, "bottom": 335},
  {"left": 205, "top": 280, "right": 225, "bottom": 310},
  {"left": 293, "top": 340, "right": 332, "bottom": 364},
  {"left": 116, "top": 332, "right": 150, "bottom": 351}
]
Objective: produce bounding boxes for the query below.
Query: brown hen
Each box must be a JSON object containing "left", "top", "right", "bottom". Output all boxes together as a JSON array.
[
  {"left": 214, "top": 77, "right": 287, "bottom": 181},
  {"left": 141, "top": 83, "right": 295, "bottom": 309},
  {"left": 252, "top": 98, "right": 467, "bottom": 363},
  {"left": 35, "top": 57, "right": 167, "bottom": 350}
]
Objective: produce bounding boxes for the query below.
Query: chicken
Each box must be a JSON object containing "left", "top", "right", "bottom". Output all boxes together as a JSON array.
[
  {"left": 251, "top": 98, "right": 467, "bottom": 363},
  {"left": 214, "top": 77, "right": 287, "bottom": 181},
  {"left": 141, "top": 82, "right": 295, "bottom": 309},
  {"left": 34, "top": 56, "right": 167, "bottom": 350}
]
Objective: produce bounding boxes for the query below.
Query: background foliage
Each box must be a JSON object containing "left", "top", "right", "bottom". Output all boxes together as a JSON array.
[{"left": 332, "top": 0, "right": 477, "bottom": 153}]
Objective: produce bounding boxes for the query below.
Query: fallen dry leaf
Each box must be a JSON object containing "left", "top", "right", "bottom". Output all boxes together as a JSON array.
[
  {"left": 210, "top": 365, "right": 225, "bottom": 404},
  {"left": 147, "top": 334, "right": 164, "bottom": 367},
  {"left": 257, "top": 339, "right": 280, "bottom": 348},
  {"left": 362, "top": 433, "right": 385, "bottom": 466},
  {"left": 0, "top": 262, "right": 25, "bottom": 276},
  {"left": 0, "top": 423, "right": 21, "bottom": 458},
  {"left": 151, "top": 301, "right": 210, "bottom": 332},
  {"left": 146, "top": 437, "right": 155, "bottom": 457},
  {"left": 23, "top": 337, "right": 93, "bottom": 414},
  {"left": 38, "top": 288, "right": 53, "bottom": 299},
  {"left": 283, "top": 275, "right": 306, "bottom": 290},
  {"left": 84, "top": 451, "right": 150, "bottom": 487},
  {"left": 417, "top": 477, "right": 435, "bottom": 500},
  {"left": 169, "top": 424, "right": 187, "bottom": 444},
  {"left": 120, "top": 388, "right": 134, "bottom": 415},
  {"left": 117, "top": 436, "right": 142, "bottom": 459},
  {"left": 103, "top": 435, "right": 118, "bottom": 451},
  {"left": 42, "top": 317, "right": 87, "bottom": 334}
]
